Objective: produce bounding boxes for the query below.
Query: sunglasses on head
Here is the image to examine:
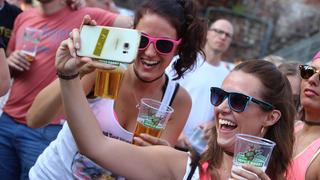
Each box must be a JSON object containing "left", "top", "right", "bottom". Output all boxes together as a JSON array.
[
  {"left": 299, "top": 65, "right": 320, "bottom": 80},
  {"left": 210, "top": 87, "right": 274, "bottom": 113},
  {"left": 139, "top": 33, "right": 181, "bottom": 55}
]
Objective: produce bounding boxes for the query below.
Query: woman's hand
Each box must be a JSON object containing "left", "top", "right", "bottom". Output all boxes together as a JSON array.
[
  {"left": 230, "top": 164, "right": 270, "bottom": 180},
  {"left": 55, "top": 15, "right": 116, "bottom": 76},
  {"left": 133, "top": 134, "right": 171, "bottom": 146}
]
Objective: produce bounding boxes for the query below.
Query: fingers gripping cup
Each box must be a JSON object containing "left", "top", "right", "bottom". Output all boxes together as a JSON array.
[
  {"left": 232, "top": 134, "right": 275, "bottom": 172},
  {"left": 133, "top": 98, "right": 174, "bottom": 144},
  {"left": 94, "top": 65, "right": 125, "bottom": 99}
]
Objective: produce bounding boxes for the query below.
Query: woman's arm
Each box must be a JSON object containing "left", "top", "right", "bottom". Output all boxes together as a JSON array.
[
  {"left": 26, "top": 70, "right": 96, "bottom": 128},
  {"left": 0, "top": 48, "right": 10, "bottom": 96},
  {"left": 26, "top": 13, "right": 125, "bottom": 128},
  {"left": 57, "top": 37, "right": 188, "bottom": 180}
]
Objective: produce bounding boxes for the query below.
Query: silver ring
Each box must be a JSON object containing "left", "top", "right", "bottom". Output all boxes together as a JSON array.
[{"left": 69, "top": 32, "right": 73, "bottom": 38}]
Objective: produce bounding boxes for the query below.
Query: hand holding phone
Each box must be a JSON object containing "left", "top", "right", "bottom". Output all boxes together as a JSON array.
[{"left": 77, "top": 25, "right": 141, "bottom": 65}]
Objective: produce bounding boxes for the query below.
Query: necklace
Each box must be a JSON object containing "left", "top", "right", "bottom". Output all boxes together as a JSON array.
[{"left": 304, "top": 120, "right": 320, "bottom": 126}]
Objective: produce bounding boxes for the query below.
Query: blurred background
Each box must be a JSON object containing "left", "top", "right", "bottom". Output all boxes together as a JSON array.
[
  {"left": 8, "top": 0, "right": 320, "bottom": 63},
  {"left": 118, "top": 0, "right": 320, "bottom": 63}
]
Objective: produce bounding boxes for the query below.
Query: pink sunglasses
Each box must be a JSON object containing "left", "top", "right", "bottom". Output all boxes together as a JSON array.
[{"left": 139, "top": 33, "right": 181, "bottom": 55}]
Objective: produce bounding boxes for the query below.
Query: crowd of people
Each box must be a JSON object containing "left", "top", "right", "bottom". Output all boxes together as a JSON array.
[{"left": 0, "top": 0, "right": 319, "bottom": 179}]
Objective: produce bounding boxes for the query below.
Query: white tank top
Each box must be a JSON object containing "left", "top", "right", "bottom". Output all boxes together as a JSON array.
[{"left": 29, "top": 78, "right": 178, "bottom": 180}]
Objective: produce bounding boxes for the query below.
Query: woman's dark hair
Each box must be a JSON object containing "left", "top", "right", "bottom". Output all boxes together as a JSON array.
[
  {"left": 201, "top": 60, "right": 295, "bottom": 179},
  {"left": 134, "top": 0, "right": 207, "bottom": 79}
]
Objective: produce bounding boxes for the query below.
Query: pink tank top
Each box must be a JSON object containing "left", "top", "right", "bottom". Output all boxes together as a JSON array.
[
  {"left": 286, "top": 123, "right": 320, "bottom": 179},
  {"left": 200, "top": 162, "right": 212, "bottom": 180}
]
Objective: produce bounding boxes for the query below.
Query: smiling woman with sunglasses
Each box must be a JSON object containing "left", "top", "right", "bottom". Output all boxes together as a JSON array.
[
  {"left": 202, "top": 60, "right": 294, "bottom": 180},
  {"left": 56, "top": 36, "right": 295, "bottom": 180},
  {"left": 287, "top": 51, "right": 320, "bottom": 180}
]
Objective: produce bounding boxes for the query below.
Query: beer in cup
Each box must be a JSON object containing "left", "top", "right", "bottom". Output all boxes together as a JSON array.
[
  {"left": 94, "top": 65, "right": 125, "bottom": 99},
  {"left": 133, "top": 98, "right": 174, "bottom": 144},
  {"left": 21, "top": 27, "right": 42, "bottom": 61},
  {"left": 231, "top": 133, "right": 275, "bottom": 177}
]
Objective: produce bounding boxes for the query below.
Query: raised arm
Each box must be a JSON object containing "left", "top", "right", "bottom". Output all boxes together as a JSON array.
[
  {"left": 56, "top": 20, "right": 188, "bottom": 180},
  {"left": 26, "top": 70, "right": 96, "bottom": 128},
  {"left": 0, "top": 47, "right": 10, "bottom": 96},
  {"left": 26, "top": 13, "right": 131, "bottom": 128}
]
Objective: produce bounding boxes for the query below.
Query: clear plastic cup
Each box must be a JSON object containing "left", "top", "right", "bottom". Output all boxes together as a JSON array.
[
  {"left": 232, "top": 134, "right": 275, "bottom": 172},
  {"left": 133, "top": 98, "right": 174, "bottom": 144}
]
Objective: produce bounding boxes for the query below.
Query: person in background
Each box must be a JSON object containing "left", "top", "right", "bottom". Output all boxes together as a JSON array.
[
  {"left": 0, "top": 0, "right": 131, "bottom": 178},
  {"left": 56, "top": 19, "right": 295, "bottom": 178},
  {"left": 167, "top": 18, "right": 234, "bottom": 150},
  {"left": 85, "top": 0, "right": 119, "bottom": 13},
  {"left": 278, "top": 61, "right": 303, "bottom": 121},
  {"left": 0, "top": 0, "right": 22, "bottom": 50},
  {"left": 0, "top": 39, "right": 10, "bottom": 96},
  {"left": 27, "top": 0, "right": 206, "bottom": 179},
  {"left": 287, "top": 50, "right": 320, "bottom": 179},
  {"left": 0, "top": 0, "right": 21, "bottom": 114}
]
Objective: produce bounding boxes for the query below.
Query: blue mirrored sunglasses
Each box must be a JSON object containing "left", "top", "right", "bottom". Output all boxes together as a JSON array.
[{"left": 210, "top": 87, "right": 274, "bottom": 113}]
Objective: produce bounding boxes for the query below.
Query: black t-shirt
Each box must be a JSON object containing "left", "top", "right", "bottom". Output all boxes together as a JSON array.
[
  {"left": 0, "top": 1, "right": 22, "bottom": 49},
  {"left": 0, "top": 37, "right": 5, "bottom": 49}
]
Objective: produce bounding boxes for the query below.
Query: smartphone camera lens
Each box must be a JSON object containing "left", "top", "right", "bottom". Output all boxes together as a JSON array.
[
  {"left": 123, "top": 43, "right": 130, "bottom": 54},
  {"left": 124, "top": 43, "right": 129, "bottom": 49}
]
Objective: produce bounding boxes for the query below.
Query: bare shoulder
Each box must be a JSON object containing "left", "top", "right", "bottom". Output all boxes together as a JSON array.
[
  {"left": 160, "top": 85, "right": 191, "bottom": 145},
  {"left": 172, "top": 85, "right": 191, "bottom": 110},
  {"left": 306, "top": 149, "right": 320, "bottom": 179}
]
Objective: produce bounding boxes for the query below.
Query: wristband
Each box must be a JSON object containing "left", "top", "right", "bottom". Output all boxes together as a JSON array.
[{"left": 56, "top": 71, "right": 79, "bottom": 80}]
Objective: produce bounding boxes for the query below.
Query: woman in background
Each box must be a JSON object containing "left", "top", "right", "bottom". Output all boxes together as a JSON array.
[{"left": 287, "top": 51, "right": 320, "bottom": 179}]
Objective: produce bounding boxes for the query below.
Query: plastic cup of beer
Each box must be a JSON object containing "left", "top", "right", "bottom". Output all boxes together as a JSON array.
[
  {"left": 94, "top": 65, "right": 125, "bottom": 99},
  {"left": 133, "top": 98, "right": 174, "bottom": 144},
  {"left": 231, "top": 134, "right": 275, "bottom": 175},
  {"left": 20, "top": 27, "right": 43, "bottom": 62}
]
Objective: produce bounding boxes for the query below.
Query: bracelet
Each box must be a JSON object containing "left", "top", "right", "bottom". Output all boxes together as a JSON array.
[{"left": 56, "top": 71, "right": 79, "bottom": 80}]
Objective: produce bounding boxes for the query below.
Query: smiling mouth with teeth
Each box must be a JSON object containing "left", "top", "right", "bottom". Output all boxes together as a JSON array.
[
  {"left": 219, "top": 119, "right": 237, "bottom": 130},
  {"left": 142, "top": 60, "right": 160, "bottom": 66}
]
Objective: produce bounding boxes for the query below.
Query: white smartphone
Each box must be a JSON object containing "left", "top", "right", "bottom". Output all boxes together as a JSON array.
[{"left": 77, "top": 25, "right": 141, "bottom": 65}]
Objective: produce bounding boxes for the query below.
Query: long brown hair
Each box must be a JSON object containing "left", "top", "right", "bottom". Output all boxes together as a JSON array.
[
  {"left": 201, "top": 60, "right": 295, "bottom": 179},
  {"left": 134, "top": 0, "right": 207, "bottom": 80}
]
